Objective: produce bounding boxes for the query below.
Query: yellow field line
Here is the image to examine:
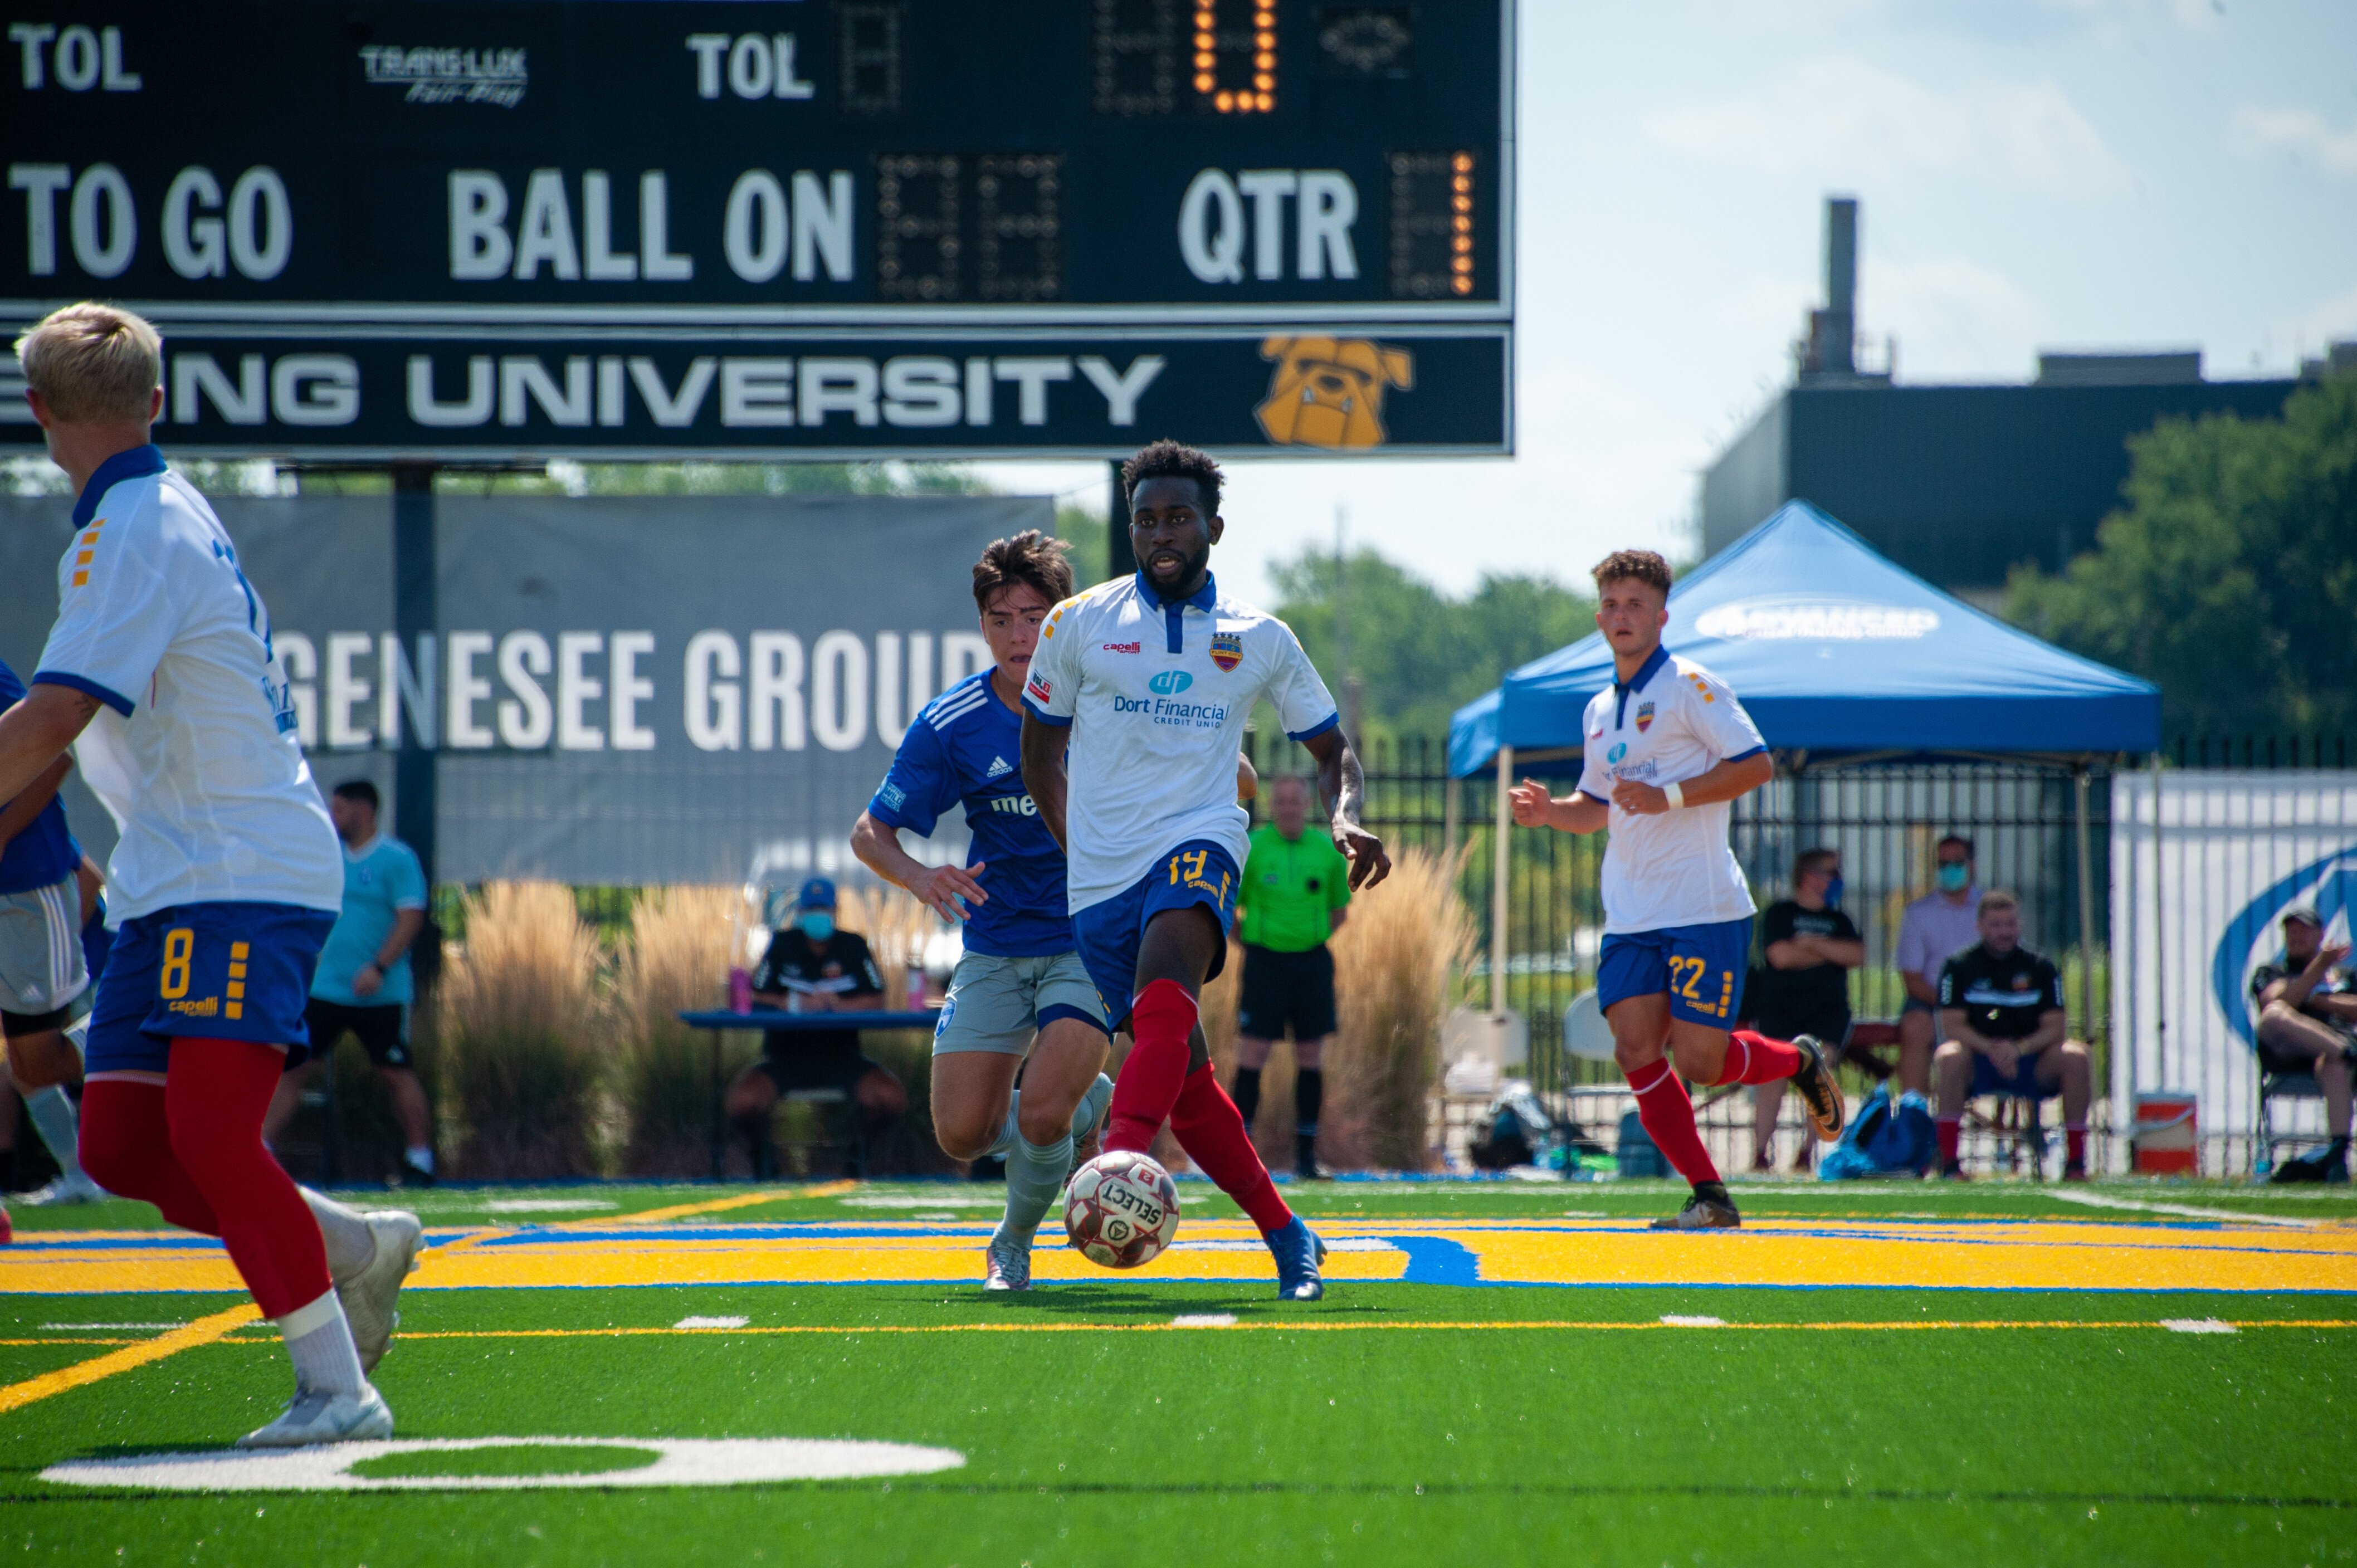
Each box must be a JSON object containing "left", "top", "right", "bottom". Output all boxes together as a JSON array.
[
  {"left": 0, "top": 1302, "right": 261, "bottom": 1417},
  {"left": 165, "top": 1317, "right": 2357, "bottom": 1342},
  {"left": 562, "top": 1181, "right": 862, "bottom": 1228}
]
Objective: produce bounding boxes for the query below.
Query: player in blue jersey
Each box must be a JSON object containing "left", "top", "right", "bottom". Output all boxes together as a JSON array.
[{"left": 848, "top": 531, "right": 1126, "bottom": 1288}]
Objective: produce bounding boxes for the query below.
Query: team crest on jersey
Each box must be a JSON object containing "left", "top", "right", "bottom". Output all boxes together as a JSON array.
[
  {"left": 1635, "top": 701, "right": 1655, "bottom": 732},
  {"left": 1209, "top": 631, "right": 1243, "bottom": 672}
]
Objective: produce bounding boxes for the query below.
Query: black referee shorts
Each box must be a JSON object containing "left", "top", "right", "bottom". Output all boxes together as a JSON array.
[
  {"left": 304, "top": 997, "right": 413, "bottom": 1069},
  {"left": 1236, "top": 943, "right": 1338, "bottom": 1041}
]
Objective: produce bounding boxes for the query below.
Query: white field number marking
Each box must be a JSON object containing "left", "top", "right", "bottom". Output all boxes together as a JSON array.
[
  {"left": 1660, "top": 1315, "right": 1725, "bottom": 1327},
  {"left": 674, "top": 1316, "right": 751, "bottom": 1330},
  {"left": 2159, "top": 1318, "right": 2238, "bottom": 1335},
  {"left": 42, "top": 1437, "right": 967, "bottom": 1492},
  {"left": 1170, "top": 1313, "right": 1238, "bottom": 1327}
]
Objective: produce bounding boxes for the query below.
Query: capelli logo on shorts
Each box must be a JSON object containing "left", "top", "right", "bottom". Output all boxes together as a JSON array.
[{"left": 168, "top": 996, "right": 220, "bottom": 1017}]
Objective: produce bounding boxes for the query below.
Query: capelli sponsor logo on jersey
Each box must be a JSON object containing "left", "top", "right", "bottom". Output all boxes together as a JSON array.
[
  {"left": 360, "top": 45, "right": 529, "bottom": 108},
  {"left": 1102, "top": 641, "right": 1141, "bottom": 654},
  {"left": 167, "top": 995, "right": 220, "bottom": 1017}
]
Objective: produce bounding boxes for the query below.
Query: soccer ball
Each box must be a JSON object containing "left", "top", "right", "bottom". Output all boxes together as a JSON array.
[{"left": 1063, "top": 1150, "right": 1181, "bottom": 1269}]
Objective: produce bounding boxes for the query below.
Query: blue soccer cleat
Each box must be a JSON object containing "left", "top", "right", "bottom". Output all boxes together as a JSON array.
[{"left": 1267, "top": 1217, "right": 1328, "bottom": 1302}]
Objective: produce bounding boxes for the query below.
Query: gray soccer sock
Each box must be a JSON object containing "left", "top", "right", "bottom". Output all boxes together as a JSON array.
[
  {"left": 994, "top": 1129, "right": 1075, "bottom": 1249},
  {"left": 25, "top": 1087, "right": 85, "bottom": 1181},
  {"left": 300, "top": 1187, "right": 379, "bottom": 1283},
  {"left": 982, "top": 1091, "right": 1023, "bottom": 1161},
  {"left": 277, "top": 1289, "right": 366, "bottom": 1398}
]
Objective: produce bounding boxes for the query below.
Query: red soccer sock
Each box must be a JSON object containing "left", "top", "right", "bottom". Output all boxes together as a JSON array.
[
  {"left": 1709, "top": 1029, "right": 1804, "bottom": 1088},
  {"left": 1169, "top": 1063, "right": 1294, "bottom": 1235},
  {"left": 163, "top": 1038, "right": 333, "bottom": 1320},
  {"left": 81, "top": 1081, "right": 223, "bottom": 1237},
  {"left": 1627, "top": 1059, "right": 1720, "bottom": 1186},
  {"left": 1105, "top": 979, "right": 1198, "bottom": 1153},
  {"left": 1936, "top": 1115, "right": 1963, "bottom": 1168},
  {"left": 2065, "top": 1122, "right": 2087, "bottom": 1169}
]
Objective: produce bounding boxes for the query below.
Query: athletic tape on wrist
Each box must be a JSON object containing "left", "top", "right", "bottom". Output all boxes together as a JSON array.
[{"left": 1663, "top": 781, "right": 1685, "bottom": 810}]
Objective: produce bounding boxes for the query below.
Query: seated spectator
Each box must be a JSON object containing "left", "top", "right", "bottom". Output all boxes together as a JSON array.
[
  {"left": 1895, "top": 834, "right": 1981, "bottom": 1093},
  {"left": 2248, "top": 904, "right": 2353, "bottom": 1183},
  {"left": 1933, "top": 890, "right": 2091, "bottom": 1180},
  {"left": 1751, "top": 848, "right": 1863, "bottom": 1171},
  {"left": 723, "top": 877, "right": 905, "bottom": 1174}
]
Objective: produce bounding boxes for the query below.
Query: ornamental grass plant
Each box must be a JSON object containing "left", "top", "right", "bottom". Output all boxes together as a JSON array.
[
  {"left": 615, "top": 884, "right": 738, "bottom": 1176},
  {"left": 1322, "top": 846, "right": 1473, "bottom": 1171},
  {"left": 438, "top": 880, "right": 612, "bottom": 1178}
]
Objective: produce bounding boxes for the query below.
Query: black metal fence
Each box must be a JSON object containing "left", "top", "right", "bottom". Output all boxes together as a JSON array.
[{"left": 1242, "top": 731, "right": 2123, "bottom": 1103}]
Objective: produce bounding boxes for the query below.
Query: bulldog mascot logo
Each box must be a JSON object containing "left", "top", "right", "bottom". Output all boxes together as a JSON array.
[{"left": 1253, "top": 336, "right": 1415, "bottom": 450}]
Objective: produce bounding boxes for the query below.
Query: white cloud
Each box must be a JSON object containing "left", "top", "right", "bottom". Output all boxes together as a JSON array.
[
  {"left": 2231, "top": 106, "right": 2357, "bottom": 177},
  {"left": 1642, "top": 56, "right": 2125, "bottom": 191},
  {"left": 1864, "top": 254, "right": 2047, "bottom": 379},
  {"left": 2037, "top": 0, "right": 2220, "bottom": 33}
]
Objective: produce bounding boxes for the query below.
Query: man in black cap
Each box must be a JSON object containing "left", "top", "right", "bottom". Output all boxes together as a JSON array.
[{"left": 2249, "top": 904, "right": 2354, "bottom": 1183}]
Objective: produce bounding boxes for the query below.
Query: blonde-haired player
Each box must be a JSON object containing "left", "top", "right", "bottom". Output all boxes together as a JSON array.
[{"left": 0, "top": 304, "right": 419, "bottom": 1445}]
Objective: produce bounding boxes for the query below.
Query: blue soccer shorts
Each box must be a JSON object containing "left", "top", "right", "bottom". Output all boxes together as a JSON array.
[
  {"left": 1071, "top": 839, "right": 1240, "bottom": 1031},
  {"left": 83, "top": 902, "right": 336, "bottom": 1080},
  {"left": 1595, "top": 917, "right": 1753, "bottom": 1029}
]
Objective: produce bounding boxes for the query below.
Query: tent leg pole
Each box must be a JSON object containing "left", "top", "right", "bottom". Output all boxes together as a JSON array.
[
  {"left": 2075, "top": 766, "right": 2097, "bottom": 1164},
  {"left": 1443, "top": 774, "right": 1461, "bottom": 865},
  {"left": 1492, "top": 747, "right": 1512, "bottom": 1018}
]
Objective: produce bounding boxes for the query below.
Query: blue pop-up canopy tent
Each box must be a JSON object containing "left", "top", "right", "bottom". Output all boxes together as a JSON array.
[
  {"left": 1448, "top": 500, "right": 2160, "bottom": 777},
  {"left": 1446, "top": 500, "right": 2160, "bottom": 1024}
]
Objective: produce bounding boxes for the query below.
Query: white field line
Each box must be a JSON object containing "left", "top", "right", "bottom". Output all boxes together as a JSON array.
[
  {"left": 2044, "top": 1190, "right": 2319, "bottom": 1229},
  {"left": 1169, "top": 1313, "right": 1239, "bottom": 1328},
  {"left": 1659, "top": 1315, "right": 1725, "bottom": 1327},
  {"left": 2159, "top": 1318, "right": 2238, "bottom": 1335},
  {"left": 840, "top": 1195, "right": 1008, "bottom": 1209},
  {"left": 482, "top": 1199, "right": 619, "bottom": 1213},
  {"left": 38, "top": 1322, "right": 187, "bottom": 1331},
  {"left": 674, "top": 1316, "right": 751, "bottom": 1330}
]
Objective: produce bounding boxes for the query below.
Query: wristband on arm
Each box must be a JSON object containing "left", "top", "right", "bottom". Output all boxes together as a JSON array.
[{"left": 1663, "top": 781, "right": 1685, "bottom": 810}]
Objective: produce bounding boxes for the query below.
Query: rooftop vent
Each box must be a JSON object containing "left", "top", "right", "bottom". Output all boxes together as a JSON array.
[{"left": 2035, "top": 351, "right": 2202, "bottom": 387}]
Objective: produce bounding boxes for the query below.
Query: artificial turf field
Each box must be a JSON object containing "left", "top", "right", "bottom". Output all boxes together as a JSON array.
[{"left": 5, "top": 1177, "right": 2355, "bottom": 1567}]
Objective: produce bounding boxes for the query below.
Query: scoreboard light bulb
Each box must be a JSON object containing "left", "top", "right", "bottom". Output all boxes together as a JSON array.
[
  {"left": 1255, "top": 71, "right": 1273, "bottom": 89},
  {"left": 1453, "top": 153, "right": 1474, "bottom": 172},
  {"left": 1453, "top": 235, "right": 1472, "bottom": 252},
  {"left": 1452, "top": 277, "right": 1472, "bottom": 295},
  {"left": 1216, "top": 90, "right": 1235, "bottom": 110},
  {"left": 1453, "top": 215, "right": 1472, "bottom": 231},
  {"left": 1196, "top": 50, "right": 1216, "bottom": 65},
  {"left": 1195, "top": 70, "right": 1216, "bottom": 87},
  {"left": 1255, "top": 91, "right": 1272, "bottom": 109},
  {"left": 1256, "top": 50, "right": 1275, "bottom": 67}
]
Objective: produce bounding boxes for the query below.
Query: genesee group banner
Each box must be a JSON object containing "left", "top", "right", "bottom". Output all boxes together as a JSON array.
[
  {"left": 0, "top": 492, "right": 1045, "bottom": 885},
  {"left": 2110, "top": 770, "right": 2357, "bottom": 1169}
]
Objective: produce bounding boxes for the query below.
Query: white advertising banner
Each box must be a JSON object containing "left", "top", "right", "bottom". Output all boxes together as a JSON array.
[{"left": 2111, "top": 769, "right": 2357, "bottom": 1169}]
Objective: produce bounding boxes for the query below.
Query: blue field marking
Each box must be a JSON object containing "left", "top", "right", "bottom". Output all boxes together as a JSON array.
[{"left": 1388, "top": 1237, "right": 1482, "bottom": 1287}]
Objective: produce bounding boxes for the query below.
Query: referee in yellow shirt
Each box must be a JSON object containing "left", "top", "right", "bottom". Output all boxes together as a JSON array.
[{"left": 1232, "top": 774, "right": 1354, "bottom": 1179}]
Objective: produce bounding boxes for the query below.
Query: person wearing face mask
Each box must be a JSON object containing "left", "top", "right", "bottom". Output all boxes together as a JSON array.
[
  {"left": 1750, "top": 848, "right": 1865, "bottom": 1171},
  {"left": 723, "top": 878, "right": 902, "bottom": 1174},
  {"left": 1894, "top": 834, "right": 1982, "bottom": 1095}
]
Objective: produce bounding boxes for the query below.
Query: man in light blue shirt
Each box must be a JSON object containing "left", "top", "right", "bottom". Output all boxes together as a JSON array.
[{"left": 263, "top": 780, "right": 433, "bottom": 1184}]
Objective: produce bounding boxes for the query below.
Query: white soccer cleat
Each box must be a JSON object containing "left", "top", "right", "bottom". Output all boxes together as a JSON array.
[
  {"left": 21, "top": 1171, "right": 107, "bottom": 1206},
  {"left": 339, "top": 1210, "right": 424, "bottom": 1375},
  {"left": 236, "top": 1384, "right": 394, "bottom": 1448},
  {"left": 983, "top": 1235, "right": 1033, "bottom": 1291}
]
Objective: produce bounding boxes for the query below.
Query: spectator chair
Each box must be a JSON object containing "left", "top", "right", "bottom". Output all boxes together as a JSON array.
[
  {"left": 1966, "top": 1091, "right": 2050, "bottom": 1180},
  {"left": 2257, "top": 1070, "right": 2325, "bottom": 1177}
]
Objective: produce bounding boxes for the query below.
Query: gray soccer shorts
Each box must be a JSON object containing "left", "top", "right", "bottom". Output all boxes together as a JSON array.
[
  {"left": 0, "top": 875, "right": 90, "bottom": 1035},
  {"left": 930, "top": 950, "right": 1110, "bottom": 1057}
]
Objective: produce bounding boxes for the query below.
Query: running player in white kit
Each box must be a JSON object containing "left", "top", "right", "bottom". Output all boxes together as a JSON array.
[
  {"left": 1511, "top": 550, "right": 1844, "bottom": 1229},
  {"left": 1021, "top": 441, "right": 1389, "bottom": 1300},
  {"left": 0, "top": 305, "right": 420, "bottom": 1444}
]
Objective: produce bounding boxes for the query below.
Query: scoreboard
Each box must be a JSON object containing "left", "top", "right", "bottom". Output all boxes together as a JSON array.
[{"left": 0, "top": 1, "right": 1514, "bottom": 459}]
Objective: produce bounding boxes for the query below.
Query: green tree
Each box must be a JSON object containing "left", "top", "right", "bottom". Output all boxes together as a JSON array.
[
  {"left": 2005, "top": 371, "right": 2357, "bottom": 738},
  {"left": 1268, "top": 545, "right": 1595, "bottom": 748}
]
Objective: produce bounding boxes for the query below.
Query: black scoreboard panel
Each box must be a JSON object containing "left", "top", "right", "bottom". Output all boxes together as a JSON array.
[{"left": 1, "top": 2, "right": 1512, "bottom": 455}]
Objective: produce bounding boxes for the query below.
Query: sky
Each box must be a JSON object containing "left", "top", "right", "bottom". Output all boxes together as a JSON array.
[{"left": 979, "top": 0, "right": 2357, "bottom": 607}]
